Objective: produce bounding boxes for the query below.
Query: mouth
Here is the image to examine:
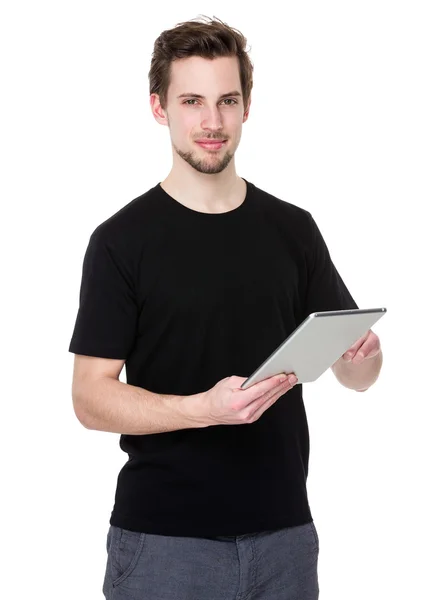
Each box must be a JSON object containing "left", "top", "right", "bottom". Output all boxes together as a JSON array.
[{"left": 195, "top": 140, "right": 227, "bottom": 151}]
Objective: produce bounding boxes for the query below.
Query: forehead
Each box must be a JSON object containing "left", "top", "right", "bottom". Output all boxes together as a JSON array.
[{"left": 169, "top": 55, "right": 241, "bottom": 94}]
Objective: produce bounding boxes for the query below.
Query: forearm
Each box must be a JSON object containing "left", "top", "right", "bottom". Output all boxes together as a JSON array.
[
  {"left": 332, "top": 350, "right": 383, "bottom": 392},
  {"left": 74, "top": 377, "right": 207, "bottom": 434}
]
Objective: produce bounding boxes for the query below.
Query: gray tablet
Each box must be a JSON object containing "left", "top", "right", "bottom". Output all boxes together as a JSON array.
[{"left": 240, "top": 307, "right": 387, "bottom": 389}]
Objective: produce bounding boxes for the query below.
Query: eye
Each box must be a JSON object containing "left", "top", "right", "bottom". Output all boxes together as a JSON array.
[{"left": 183, "top": 99, "right": 238, "bottom": 106}]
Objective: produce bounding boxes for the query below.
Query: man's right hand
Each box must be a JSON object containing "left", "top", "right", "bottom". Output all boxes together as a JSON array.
[{"left": 198, "top": 373, "right": 298, "bottom": 426}]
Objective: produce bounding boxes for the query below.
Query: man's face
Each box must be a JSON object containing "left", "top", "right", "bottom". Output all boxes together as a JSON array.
[{"left": 151, "top": 55, "right": 250, "bottom": 175}]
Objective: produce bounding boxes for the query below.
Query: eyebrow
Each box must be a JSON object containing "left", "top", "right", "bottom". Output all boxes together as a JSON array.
[{"left": 177, "top": 90, "right": 242, "bottom": 99}]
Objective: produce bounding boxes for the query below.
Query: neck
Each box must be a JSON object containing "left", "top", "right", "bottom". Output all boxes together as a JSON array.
[{"left": 160, "top": 170, "right": 246, "bottom": 214}]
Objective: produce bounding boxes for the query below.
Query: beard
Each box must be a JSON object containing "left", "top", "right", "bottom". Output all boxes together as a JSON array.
[{"left": 172, "top": 141, "right": 234, "bottom": 175}]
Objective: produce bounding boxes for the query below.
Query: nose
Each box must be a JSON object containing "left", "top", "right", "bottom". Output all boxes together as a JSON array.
[{"left": 200, "top": 106, "right": 223, "bottom": 132}]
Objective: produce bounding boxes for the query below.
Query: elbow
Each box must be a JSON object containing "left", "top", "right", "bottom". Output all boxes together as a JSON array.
[{"left": 72, "top": 390, "right": 93, "bottom": 429}]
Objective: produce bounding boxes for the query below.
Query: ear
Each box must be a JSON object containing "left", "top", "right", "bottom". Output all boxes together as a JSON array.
[
  {"left": 150, "top": 94, "right": 169, "bottom": 127},
  {"left": 243, "top": 96, "right": 251, "bottom": 123}
]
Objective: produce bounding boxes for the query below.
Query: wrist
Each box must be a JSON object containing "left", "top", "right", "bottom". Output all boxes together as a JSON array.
[{"left": 178, "top": 392, "right": 210, "bottom": 428}]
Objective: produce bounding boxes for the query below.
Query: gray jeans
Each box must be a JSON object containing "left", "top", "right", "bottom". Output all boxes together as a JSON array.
[{"left": 103, "top": 521, "right": 319, "bottom": 599}]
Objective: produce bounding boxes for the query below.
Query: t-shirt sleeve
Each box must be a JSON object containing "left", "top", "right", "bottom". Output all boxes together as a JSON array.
[
  {"left": 302, "top": 211, "right": 359, "bottom": 319},
  {"left": 68, "top": 229, "right": 138, "bottom": 359}
]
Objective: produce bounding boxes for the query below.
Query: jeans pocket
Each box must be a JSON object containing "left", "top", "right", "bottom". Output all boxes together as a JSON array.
[
  {"left": 106, "top": 525, "right": 113, "bottom": 554},
  {"left": 109, "top": 525, "right": 146, "bottom": 588},
  {"left": 308, "top": 521, "right": 319, "bottom": 552}
]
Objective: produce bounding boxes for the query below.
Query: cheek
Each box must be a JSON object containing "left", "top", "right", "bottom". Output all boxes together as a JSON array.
[{"left": 174, "top": 112, "right": 200, "bottom": 136}]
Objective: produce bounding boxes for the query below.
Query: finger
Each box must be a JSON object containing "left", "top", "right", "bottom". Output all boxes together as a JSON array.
[
  {"left": 352, "top": 344, "right": 380, "bottom": 364},
  {"left": 343, "top": 329, "right": 377, "bottom": 362},
  {"left": 247, "top": 376, "right": 295, "bottom": 409},
  {"left": 247, "top": 381, "right": 293, "bottom": 422},
  {"left": 246, "top": 372, "right": 297, "bottom": 402},
  {"left": 352, "top": 338, "right": 381, "bottom": 363},
  {"left": 243, "top": 375, "right": 295, "bottom": 413},
  {"left": 343, "top": 330, "right": 371, "bottom": 361}
]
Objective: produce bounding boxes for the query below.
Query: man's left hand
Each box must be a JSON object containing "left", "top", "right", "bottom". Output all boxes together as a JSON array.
[{"left": 342, "top": 329, "right": 381, "bottom": 365}]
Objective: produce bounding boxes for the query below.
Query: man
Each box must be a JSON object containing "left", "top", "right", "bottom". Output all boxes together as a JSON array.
[{"left": 69, "top": 16, "right": 383, "bottom": 600}]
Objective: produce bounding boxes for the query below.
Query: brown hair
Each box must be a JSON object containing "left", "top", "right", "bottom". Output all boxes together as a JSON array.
[{"left": 148, "top": 15, "right": 254, "bottom": 113}]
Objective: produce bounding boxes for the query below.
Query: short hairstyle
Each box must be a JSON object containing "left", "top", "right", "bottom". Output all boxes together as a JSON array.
[{"left": 148, "top": 15, "right": 254, "bottom": 112}]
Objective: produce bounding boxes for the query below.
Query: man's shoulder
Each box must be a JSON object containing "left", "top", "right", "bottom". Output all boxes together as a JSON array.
[
  {"left": 89, "top": 183, "right": 163, "bottom": 246},
  {"left": 251, "top": 180, "right": 312, "bottom": 225}
]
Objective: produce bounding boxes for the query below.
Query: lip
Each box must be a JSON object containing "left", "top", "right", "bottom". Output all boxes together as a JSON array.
[{"left": 195, "top": 140, "right": 227, "bottom": 150}]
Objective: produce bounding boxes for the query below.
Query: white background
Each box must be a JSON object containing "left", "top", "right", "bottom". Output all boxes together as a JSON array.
[{"left": 1, "top": 1, "right": 430, "bottom": 598}]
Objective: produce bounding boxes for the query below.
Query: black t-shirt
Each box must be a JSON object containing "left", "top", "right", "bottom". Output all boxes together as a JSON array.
[{"left": 68, "top": 178, "right": 358, "bottom": 538}]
